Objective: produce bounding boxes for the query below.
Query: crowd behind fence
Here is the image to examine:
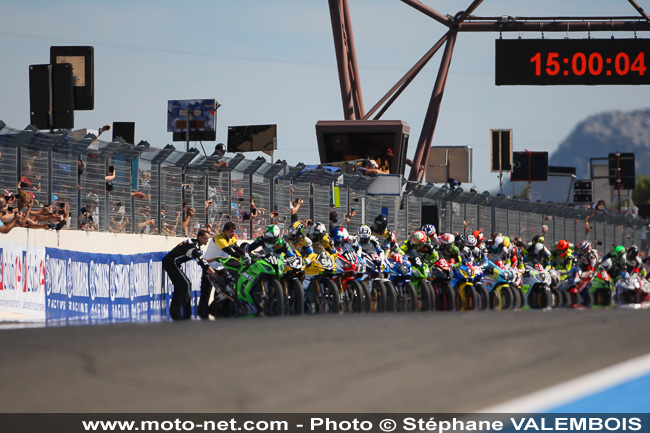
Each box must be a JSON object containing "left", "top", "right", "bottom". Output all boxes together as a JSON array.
[{"left": 0, "top": 122, "right": 647, "bottom": 253}]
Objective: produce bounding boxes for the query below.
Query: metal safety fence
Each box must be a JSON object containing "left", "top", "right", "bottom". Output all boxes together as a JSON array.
[{"left": 0, "top": 122, "right": 647, "bottom": 253}]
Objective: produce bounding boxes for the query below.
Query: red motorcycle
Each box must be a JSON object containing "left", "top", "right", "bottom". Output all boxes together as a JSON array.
[
  {"left": 335, "top": 243, "right": 371, "bottom": 313},
  {"left": 428, "top": 258, "right": 455, "bottom": 311}
]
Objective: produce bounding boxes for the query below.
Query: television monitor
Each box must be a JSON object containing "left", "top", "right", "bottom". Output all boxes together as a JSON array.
[
  {"left": 227, "top": 124, "right": 277, "bottom": 153},
  {"left": 168, "top": 99, "right": 217, "bottom": 142}
]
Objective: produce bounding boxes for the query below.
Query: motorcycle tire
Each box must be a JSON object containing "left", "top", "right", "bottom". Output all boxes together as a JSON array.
[
  {"left": 285, "top": 279, "right": 304, "bottom": 315},
  {"left": 262, "top": 279, "right": 284, "bottom": 317},
  {"left": 490, "top": 284, "right": 511, "bottom": 310},
  {"left": 435, "top": 283, "right": 456, "bottom": 311},
  {"left": 474, "top": 283, "right": 489, "bottom": 311},
  {"left": 455, "top": 283, "right": 478, "bottom": 311},
  {"left": 399, "top": 282, "right": 418, "bottom": 312},
  {"left": 369, "top": 280, "right": 386, "bottom": 313},
  {"left": 420, "top": 281, "right": 436, "bottom": 312},
  {"left": 384, "top": 281, "right": 398, "bottom": 312},
  {"left": 550, "top": 288, "right": 562, "bottom": 308},
  {"left": 528, "top": 285, "right": 551, "bottom": 309},
  {"left": 593, "top": 288, "right": 614, "bottom": 307},
  {"left": 510, "top": 284, "right": 524, "bottom": 309},
  {"left": 358, "top": 280, "right": 372, "bottom": 313},
  {"left": 318, "top": 279, "right": 341, "bottom": 314}
]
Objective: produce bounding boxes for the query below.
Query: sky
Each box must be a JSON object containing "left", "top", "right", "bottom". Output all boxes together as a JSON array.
[{"left": 1, "top": 0, "right": 649, "bottom": 191}]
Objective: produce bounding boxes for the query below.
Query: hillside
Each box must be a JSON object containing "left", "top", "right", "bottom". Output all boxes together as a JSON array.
[
  {"left": 549, "top": 108, "right": 650, "bottom": 179},
  {"left": 495, "top": 108, "right": 650, "bottom": 195}
]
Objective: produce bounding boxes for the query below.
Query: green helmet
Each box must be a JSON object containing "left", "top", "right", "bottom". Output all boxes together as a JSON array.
[
  {"left": 612, "top": 245, "right": 625, "bottom": 258},
  {"left": 263, "top": 225, "right": 280, "bottom": 246}
]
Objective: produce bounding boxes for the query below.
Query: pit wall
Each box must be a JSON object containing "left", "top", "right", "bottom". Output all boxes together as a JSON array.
[{"left": 0, "top": 228, "right": 205, "bottom": 322}]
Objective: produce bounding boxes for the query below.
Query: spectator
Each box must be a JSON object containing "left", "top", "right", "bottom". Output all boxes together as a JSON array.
[
  {"left": 289, "top": 197, "right": 303, "bottom": 225},
  {"left": 138, "top": 218, "right": 156, "bottom": 234},
  {"left": 0, "top": 197, "right": 19, "bottom": 234},
  {"left": 329, "top": 211, "right": 339, "bottom": 232},
  {"left": 357, "top": 159, "right": 387, "bottom": 175},
  {"left": 105, "top": 165, "right": 116, "bottom": 193}
]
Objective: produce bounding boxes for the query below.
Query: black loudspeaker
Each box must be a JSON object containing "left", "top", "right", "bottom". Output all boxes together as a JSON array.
[
  {"left": 50, "top": 45, "right": 94, "bottom": 110},
  {"left": 29, "top": 63, "right": 74, "bottom": 130},
  {"left": 113, "top": 122, "right": 135, "bottom": 144},
  {"left": 573, "top": 180, "right": 593, "bottom": 203},
  {"left": 490, "top": 129, "right": 512, "bottom": 172},
  {"left": 29, "top": 65, "right": 51, "bottom": 130},
  {"left": 511, "top": 151, "right": 548, "bottom": 182},
  {"left": 51, "top": 63, "right": 74, "bottom": 129},
  {"left": 608, "top": 153, "right": 635, "bottom": 190},
  {"left": 421, "top": 204, "right": 440, "bottom": 232}
]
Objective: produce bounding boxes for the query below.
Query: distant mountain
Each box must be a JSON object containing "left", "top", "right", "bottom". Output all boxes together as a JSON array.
[
  {"left": 549, "top": 108, "right": 650, "bottom": 179},
  {"left": 495, "top": 108, "right": 650, "bottom": 195}
]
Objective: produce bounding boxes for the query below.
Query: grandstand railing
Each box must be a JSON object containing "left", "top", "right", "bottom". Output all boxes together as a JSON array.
[{"left": 0, "top": 122, "right": 646, "bottom": 251}]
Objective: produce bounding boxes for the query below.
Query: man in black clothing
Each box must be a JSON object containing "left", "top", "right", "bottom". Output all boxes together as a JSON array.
[{"left": 162, "top": 229, "right": 216, "bottom": 320}]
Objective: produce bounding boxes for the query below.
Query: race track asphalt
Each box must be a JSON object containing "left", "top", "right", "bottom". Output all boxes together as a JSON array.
[{"left": 1, "top": 308, "right": 649, "bottom": 413}]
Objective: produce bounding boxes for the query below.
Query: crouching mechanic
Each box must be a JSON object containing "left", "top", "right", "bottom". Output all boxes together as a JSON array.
[
  {"left": 162, "top": 229, "right": 217, "bottom": 320},
  {"left": 199, "top": 221, "right": 247, "bottom": 319}
]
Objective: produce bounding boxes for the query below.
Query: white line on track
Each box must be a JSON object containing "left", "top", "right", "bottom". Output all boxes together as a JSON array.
[{"left": 477, "top": 352, "right": 650, "bottom": 413}]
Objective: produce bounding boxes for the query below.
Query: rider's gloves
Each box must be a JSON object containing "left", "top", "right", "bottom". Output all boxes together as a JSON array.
[{"left": 243, "top": 253, "right": 252, "bottom": 265}]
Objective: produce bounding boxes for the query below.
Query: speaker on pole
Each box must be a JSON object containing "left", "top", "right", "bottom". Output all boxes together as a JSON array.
[
  {"left": 490, "top": 129, "right": 512, "bottom": 172},
  {"left": 29, "top": 63, "right": 74, "bottom": 130}
]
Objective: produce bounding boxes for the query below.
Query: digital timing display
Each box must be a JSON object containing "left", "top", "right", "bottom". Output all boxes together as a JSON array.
[{"left": 495, "top": 38, "right": 649, "bottom": 85}]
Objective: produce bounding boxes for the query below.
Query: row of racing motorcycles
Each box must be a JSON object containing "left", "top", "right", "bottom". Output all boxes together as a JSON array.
[{"left": 205, "top": 215, "right": 650, "bottom": 317}]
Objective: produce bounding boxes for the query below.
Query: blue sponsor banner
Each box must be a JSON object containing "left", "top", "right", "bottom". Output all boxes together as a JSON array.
[{"left": 45, "top": 248, "right": 167, "bottom": 322}]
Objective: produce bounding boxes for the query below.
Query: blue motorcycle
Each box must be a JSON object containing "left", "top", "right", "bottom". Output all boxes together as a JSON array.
[{"left": 385, "top": 253, "right": 418, "bottom": 312}]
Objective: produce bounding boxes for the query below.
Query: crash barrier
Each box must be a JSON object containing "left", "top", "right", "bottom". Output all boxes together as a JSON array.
[
  {"left": 0, "top": 229, "right": 204, "bottom": 322},
  {"left": 0, "top": 121, "right": 646, "bottom": 250}
]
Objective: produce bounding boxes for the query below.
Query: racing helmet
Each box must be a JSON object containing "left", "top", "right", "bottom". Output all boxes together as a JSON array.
[
  {"left": 612, "top": 245, "right": 626, "bottom": 258},
  {"left": 288, "top": 221, "right": 304, "bottom": 243},
  {"left": 263, "top": 225, "right": 280, "bottom": 247},
  {"left": 472, "top": 230, "right": 485, "bottom": 246},
  {"left": 577, "top": 240, "right": 591, "bottom": 254},
  {"left": 438, "top": 233, "right": 455, "bottom": 246},
  {"left": 465, "top": 234, "right": 477, "bottom": 249},
  {"left": 420, "top": 224, "right": 436, "bottom": 239},
  {"left": 410, "top": 231, "right": 427, "bottom": 247},
  {"left": 492, "top": 235, "right": 504, "bottom": 253},
  {"left": 331, "top": 227, "right": 349, "bottom": 245},
  {"left": 556, "top": 239, "right": 569, "bottom": 257},
  {"left": 373, "top": 214, "right": 388, "bottom": 234},
  {"left": 627, "top": 245, "right": 639, "bottom": 261},
  {"left": 310, "top": 222, "right": 327, "bottom": 243},
  {"left": 533, "top": 243, "right": 545, "bottom": 258},
  {"left": 357, "top": 225, "right": 372, "bottom": 245}
]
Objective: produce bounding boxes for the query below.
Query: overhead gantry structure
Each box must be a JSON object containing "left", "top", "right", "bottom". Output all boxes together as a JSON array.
[{"left": 327, "top": 0, "right": 650, "bottom": 183}]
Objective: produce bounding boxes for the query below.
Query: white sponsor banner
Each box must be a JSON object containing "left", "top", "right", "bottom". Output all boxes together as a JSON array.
[{"left": 0, "top": 242, "right": 46, "bottom": 320}]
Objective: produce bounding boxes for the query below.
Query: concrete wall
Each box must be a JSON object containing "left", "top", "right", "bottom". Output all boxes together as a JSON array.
[{"left": 1, "top": 228, "right": 183, "bottom": 254}]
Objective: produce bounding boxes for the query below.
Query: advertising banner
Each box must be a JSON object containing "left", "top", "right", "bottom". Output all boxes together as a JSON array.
[
  {"left": 0, "top": 242, "right": 46, "bottom": 320},
  {"left": 45, "top": 248, "right": 171, "bottom": 322}
]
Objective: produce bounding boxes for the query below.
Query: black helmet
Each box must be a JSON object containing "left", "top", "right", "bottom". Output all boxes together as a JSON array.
[
  {"left": 213, "top": 143, "right": 226, "bottom": 156},
  {"left": 373, "top": 214, "right": 388, "bottom": 234},
  {"left": 627, "top": 245, "right": 639, "bottom": 261}
]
